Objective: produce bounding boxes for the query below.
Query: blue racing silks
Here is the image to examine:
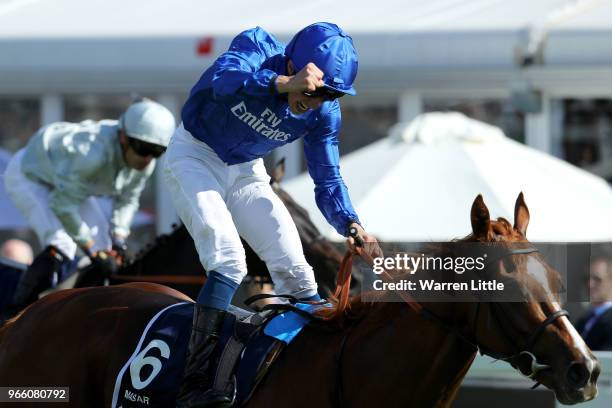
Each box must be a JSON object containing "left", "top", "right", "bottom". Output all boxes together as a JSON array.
[{"left": 182, "top": 27, "right": 360, "bottom": 236}]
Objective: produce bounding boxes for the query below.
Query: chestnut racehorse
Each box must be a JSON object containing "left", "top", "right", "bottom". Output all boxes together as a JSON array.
[{"left": 0, "top": 194, "right": 600, "bottom": 407}]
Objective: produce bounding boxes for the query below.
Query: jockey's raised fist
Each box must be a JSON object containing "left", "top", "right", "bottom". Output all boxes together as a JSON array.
[{"left": 275, "top": 62, "right": 325, "bottom": 94}]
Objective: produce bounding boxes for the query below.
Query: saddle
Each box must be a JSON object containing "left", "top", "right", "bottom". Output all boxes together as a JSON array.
[{"left": 112, "top": 295, "right": 329, "bottom": 408}]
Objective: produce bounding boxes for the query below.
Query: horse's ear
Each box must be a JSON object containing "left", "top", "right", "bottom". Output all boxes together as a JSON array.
[
  {"left": 271, "top": 158, "right": 285, "bottom": 184},
  {"left": 514, "top": 192, "right": 530, "bottom": 236},
  {"left": 471, "top": 194, "right": 491, "bottom": 238}
]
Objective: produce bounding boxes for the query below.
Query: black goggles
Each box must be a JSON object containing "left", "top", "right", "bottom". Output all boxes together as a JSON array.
[
  {"left": 127, "top": 137, "right": 166, "bottom": 158},
  {"left": 302, "top": 87, "right": 346, "bottom": 101}
]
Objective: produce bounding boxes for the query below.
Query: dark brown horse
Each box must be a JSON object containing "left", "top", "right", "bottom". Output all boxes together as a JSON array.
[{"left": 0, "top": 193, "right": 599, "bottom": 407}]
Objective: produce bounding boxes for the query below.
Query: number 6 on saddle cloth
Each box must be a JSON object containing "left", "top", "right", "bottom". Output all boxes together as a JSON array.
[{"left": 112, "top": 298, "right": 329, "bottom": 407}]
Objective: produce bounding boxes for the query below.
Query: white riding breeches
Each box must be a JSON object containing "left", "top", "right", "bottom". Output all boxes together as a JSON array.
[
  {"left": 163, "top": 123, "right": 317, "bottom": 298},
  {"left": 3, "top": 149, "right": 112, "bottom": 260}
]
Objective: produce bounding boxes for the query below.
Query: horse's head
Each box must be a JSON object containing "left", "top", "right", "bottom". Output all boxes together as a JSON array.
[
  {"left": 269, "top": 159, "right": 345, "bottom": 296},
  {"left": 469, "top": 193, "right": 599, "bottom": 404}
]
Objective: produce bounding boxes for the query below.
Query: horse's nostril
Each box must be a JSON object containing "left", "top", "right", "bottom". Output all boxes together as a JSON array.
[
  {"left": 567, "top": 362, "right": 590, "bottom": 389},
  {"left": 591, "top": 361, "right": 601, "bottom": 384}
]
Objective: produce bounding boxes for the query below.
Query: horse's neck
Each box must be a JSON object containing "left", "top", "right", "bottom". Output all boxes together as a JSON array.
[
  {"left": 247, "top": 302, "right": 477, "bottom": 408},
  {"left": 342, "top": 302, "right": 477, "bottom": 408}
]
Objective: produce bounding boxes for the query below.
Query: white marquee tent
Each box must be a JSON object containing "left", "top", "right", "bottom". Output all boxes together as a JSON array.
[
  {"left": 282, "top": 112, "right": 612, "bottom": 242},
  {"left": 2, "top": 0, "right": 612, "bottom": 234}
]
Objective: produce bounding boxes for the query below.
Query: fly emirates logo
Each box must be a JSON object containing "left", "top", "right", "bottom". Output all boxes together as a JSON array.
[{"left": 230, "top": 102, "right": 290, "bottom": 142}]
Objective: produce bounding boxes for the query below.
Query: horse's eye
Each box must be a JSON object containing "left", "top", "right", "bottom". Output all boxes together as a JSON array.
[
  {"left": 556, "top": 277, "right": 567, "bottom": 294},
  {"left": 502, "top": 258, "right": 517, "bottom": 273}
]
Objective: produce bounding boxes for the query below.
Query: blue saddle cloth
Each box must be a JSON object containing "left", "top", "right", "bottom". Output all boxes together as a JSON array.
[{"left": 112, "top": 301, "right": 325, "bottom": 408}]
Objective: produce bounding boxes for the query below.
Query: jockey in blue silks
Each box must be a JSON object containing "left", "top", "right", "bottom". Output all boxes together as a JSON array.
[{"left": 163, "top": 22, "right": 383, "bottom": 407}]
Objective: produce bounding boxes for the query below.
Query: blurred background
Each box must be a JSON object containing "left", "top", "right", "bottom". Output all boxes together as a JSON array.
[{"left": 1, "top": 0, "right": 612, "bottom": 406}]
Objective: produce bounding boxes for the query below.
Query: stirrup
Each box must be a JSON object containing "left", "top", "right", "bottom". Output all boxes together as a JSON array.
[{"left": 176, "top": 376, "right": 235, "bottom": 408}]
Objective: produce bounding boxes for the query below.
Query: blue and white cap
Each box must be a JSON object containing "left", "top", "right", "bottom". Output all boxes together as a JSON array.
[{"left": 285, "top": 22, "right": 358, "bottom": 96}]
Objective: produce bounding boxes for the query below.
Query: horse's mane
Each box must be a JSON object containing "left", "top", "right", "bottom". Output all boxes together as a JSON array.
[{"left": 316, "top": 217, "right": 515, "bottom": 324}]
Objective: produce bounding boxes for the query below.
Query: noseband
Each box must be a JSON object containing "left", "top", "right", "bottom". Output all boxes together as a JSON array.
[
  {"left": 332, "top": 245, "right": 568, "bottom": 406},
  {"left": 478, "top": 304, "right": 569, "bottom": 379},
  {"left": 421, "top": 246, "right": 569, "bottom": 382},
  {"left": 473, "top": 247, "right": 569, "bottom": 380}
]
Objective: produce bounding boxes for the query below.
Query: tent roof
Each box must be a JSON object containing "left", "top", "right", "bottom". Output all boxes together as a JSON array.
[
  {"left": 282, "top": 112, "right": 612, "bottom": 242},
  {"left": 0, "top": 0, "right": 582, "bottom": 37},
  {"left": 0, "top": 1, "right": 611, "bottom": 94},
  {"left": 549, "top": 0, "right": 612, "bottom": 29}
]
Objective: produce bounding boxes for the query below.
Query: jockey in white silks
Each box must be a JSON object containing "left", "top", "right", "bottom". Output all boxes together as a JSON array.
[
  {"left": 164, "top": 22, "right": 383, "bottom": 407},
  {"left": 4, "top": 98, "right": 175, "bottom": 309}
]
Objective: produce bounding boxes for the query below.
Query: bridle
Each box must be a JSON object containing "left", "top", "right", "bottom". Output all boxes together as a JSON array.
[
  {"left": 474, "top": 300, "right": 569, "bottom": 381},
  {"left": 333, "top": 245, "right": 569, "bottom": 406},
  {"left": 421, "top": 246, "right": 570, "bottom": 382},
  {"left": 468, "top": 246, "right": 569, "bottom": 381}
]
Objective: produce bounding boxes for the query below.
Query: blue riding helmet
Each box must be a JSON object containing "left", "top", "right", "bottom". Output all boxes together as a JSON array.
[{"left": 285, "top": 22, "right": 358, "bottom": 96}]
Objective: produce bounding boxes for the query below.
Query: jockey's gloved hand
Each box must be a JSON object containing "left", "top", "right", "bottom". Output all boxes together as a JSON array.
[
  {"left": 346, "top": 222, "right": 384, "bottom": 261},
  {"left": 90, "top": 251, "right": 119, "bottom": 276},
  {"left": 111, "top": 236, "right": 129, "bottom": 264},
  {"left": 80, "top": 239, "right": 95, "bottom": 259},
  {"left": 80, "top": 241, "right": 119, "bottom": 275}
]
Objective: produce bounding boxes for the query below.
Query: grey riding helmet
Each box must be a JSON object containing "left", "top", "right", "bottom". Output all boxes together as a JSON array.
[{"left": 119, "top": 99, "right": 176, "bottom": 147}]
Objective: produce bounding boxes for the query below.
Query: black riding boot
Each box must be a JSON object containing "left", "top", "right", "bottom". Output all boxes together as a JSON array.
[
  {"left": 176, "top": 305, "right": 233, "bottom": 408},
  {"left": 11, "top": 246, "right": 66, "bottom": 308}
]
